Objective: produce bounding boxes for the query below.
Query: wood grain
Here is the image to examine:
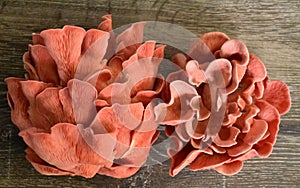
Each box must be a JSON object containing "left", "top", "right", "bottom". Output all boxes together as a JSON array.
[{"left": 0, "top": 0, "right": 299, "bottom": 187}]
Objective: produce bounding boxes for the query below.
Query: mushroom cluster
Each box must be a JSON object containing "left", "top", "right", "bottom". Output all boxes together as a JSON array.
[
  {"left": 5, "top": 15, "right": 164, "bottom": 178},
  {"left": 158, "top": 32, "right": 291, "bottom": 176},
  {"left": 5, "top": 15, "right": 291, "bottom": 178}
]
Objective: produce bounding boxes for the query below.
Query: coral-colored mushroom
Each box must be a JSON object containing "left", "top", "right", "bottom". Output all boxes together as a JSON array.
[
  {"left": 6, "top": 15, "right": 164, "bottom": 179},
  {"left": 162, "top": 31, "right": 291, "bottom": 177}
]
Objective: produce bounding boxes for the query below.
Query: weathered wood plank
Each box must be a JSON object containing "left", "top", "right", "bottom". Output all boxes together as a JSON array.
[{"left": 0, "top": 0, "right": 299, "bottom": 187}]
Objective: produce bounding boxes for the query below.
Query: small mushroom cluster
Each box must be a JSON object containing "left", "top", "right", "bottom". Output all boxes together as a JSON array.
[{"left": 158, "top": 32, "right": 291, "bottom": 176}]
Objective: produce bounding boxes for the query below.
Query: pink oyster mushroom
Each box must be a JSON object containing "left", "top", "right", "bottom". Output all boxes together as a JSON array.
[
  {"left": 156, "top": 32, "right": 291, "bottom": 176},
  {"left": 5, "top": 15, "right": 165, "bottom": 178}
]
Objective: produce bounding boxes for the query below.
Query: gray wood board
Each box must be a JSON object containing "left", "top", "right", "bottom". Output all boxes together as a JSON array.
[{"left": 0, "top": 0, "right": 299, "bottom": 187}]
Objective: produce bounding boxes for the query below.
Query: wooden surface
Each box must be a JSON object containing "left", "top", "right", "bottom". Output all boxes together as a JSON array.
[{"left": 0, "top": 0, "right": 299, "bottom": 187}]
